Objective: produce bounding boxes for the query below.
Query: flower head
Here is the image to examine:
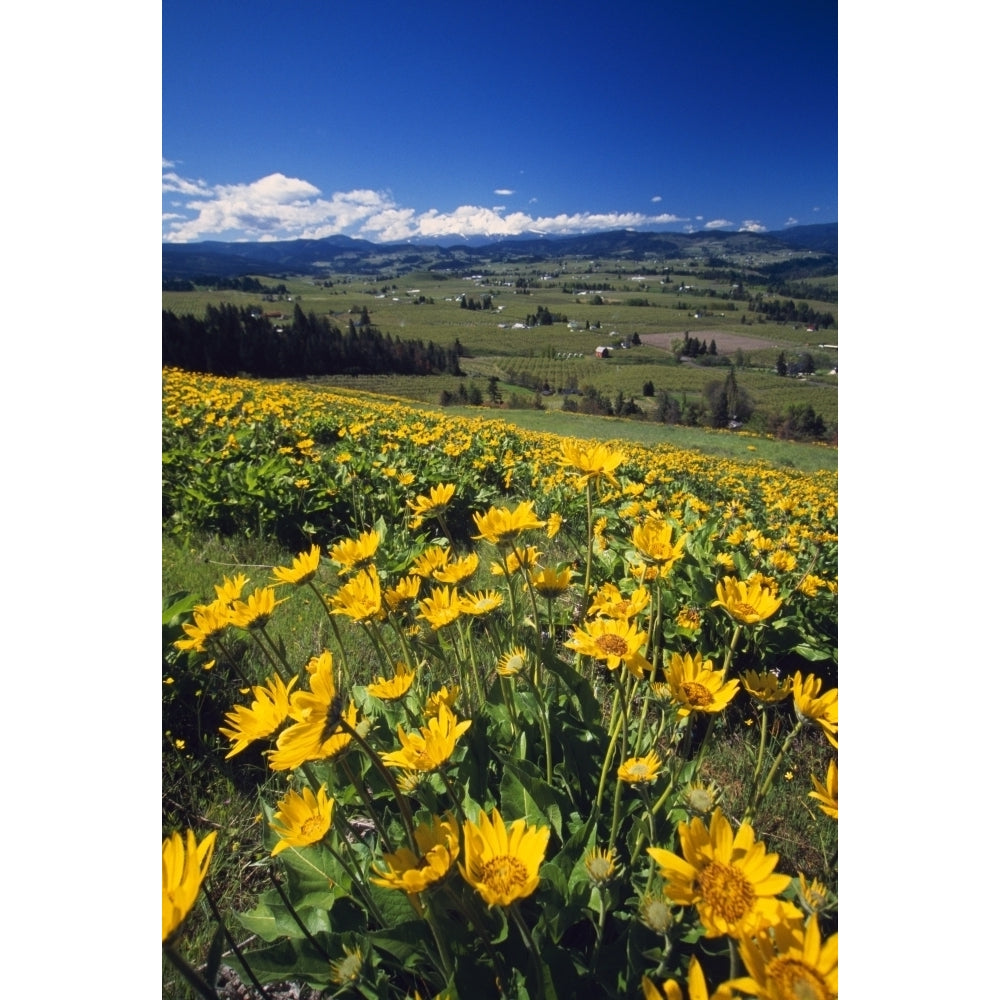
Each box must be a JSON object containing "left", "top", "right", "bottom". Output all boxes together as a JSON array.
[
  {"left": 741, "top": 669, "right": 793, "bottom": 705},
  {"left": 432, "top": 551, "right": 480, "bottom": 585},
  {"left": 729, "top": 917, "right": 837, "bottom": 1000},
  {"left": 219, "top": 673, "right": 297, "bottom": 758},
  {"left": 417, "top": 585, "right": 463, "bottom": 629},
  {"left": 423, "top": 684, "right": 460, "bottom": 716},
  {"left": 229, "top": 587, "right": 286, "bottom": 630},
  {"left": 588, "top": 582, "right": 650, "bottom": 620},
  {"left": 647, "top": 808, "right": 793, "bottom": 938},
  {"left": 174, "top": 601, "right": 232, "bottom": 653},
  {"left": 459, "top": 807, "right": 550, "bottom": 908},
  {"left": 664, "top": 652, "right": 741, "bottom": 717},
  {"left": 583, "top": 846, "right": 619, "bottom": 887},
  {"left": 370, "top": 813, "right": 461, "bottom": 895},
  {"left": 381, "top": 703, "right": 471, "bottom": 772},
  {"left": 162, "top": 829, "right": 217, "bottom": 942},
  {"left": 559, "top": 439, "right": 625, "bottom": 489},
  {"left": 680, "top": 779, "right": 724, "bottom": 817},
  {"left": 632, "top": 519, "right": 686, "bottom": 573},
  {"left": 269, "top": 784, "right": 335, "bottom": 855},
  {"left": 643, "top": 956, "right": 732, "bottom": 1000},
  {"left": 272, "top": 544, "right": 322, "bottom": 586},
  {"left": 712, "top": 577, "right": 782, "bottom": 625},
  {"left": 329, "top": 529, "right": 380, "bottom": 574},
  {"left": 458, "top": 589, "right": 504, "bottom": 617},
  {"left": 808, "top": 759, "right": 838, "bottom": 820},
  {"left": 328, "top": 566, "right": 383, "bottom": 623},
  {"left": 792, "top": 672, "right": 838, "bottom": 748},
  {"left": 497, "top": 646, "right": 529, "bottom": 677},
  {"left": 564, "top": 616, "right": 651, "bottom": 678},
  {"left": 367, "top": 663, "right": 416, "bottom": 701},
  {"left": 618, "top": 750, "right": 664, "bottom": 784},
  {"left": 491, "top": 545, "right": 542, "bottom": 575},
  {"left": 530, "top": 565, "right": 574, "bottom": 598},
  {"left": 472, "top": 501, "right": 546, "bottom": 546},
  {"left": 407, "top": 482, "right": 456, "bottom": 528}
]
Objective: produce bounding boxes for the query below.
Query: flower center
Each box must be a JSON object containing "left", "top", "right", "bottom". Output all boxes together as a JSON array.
[
  {"left": 769, "top": 957, "right": 831, "bottom": 1000},
  {"left": 300, "top": 816, "right": 324, "bottom": 838},
  {"left": 681, "top": 681, "right": 713, "bottom": 707},
  {"left": 481, "top": 855, "right": 528, "bottom": 894},
  {"left": 733, "top": 601, "right": 757, "bottom": 619},
  {"left": 596, "top": 634, "right": 629, "bottom": 657},
  {"left": 697, "top": 860, "right": 755, "bottom": 924}
]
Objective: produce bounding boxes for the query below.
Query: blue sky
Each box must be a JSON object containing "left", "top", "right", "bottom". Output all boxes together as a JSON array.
[{"left": 163, "top": 0, "right": 837, "bottom": 243}]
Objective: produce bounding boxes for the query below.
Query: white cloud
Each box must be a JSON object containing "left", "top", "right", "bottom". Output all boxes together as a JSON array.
[
  {"left": 738, "top": 219, "right": 767, "bottom": 233},
  {"left": 785, "top": 217, "right": 799, "bottom": 227},
  {"left": 651, "top": 195, "right": 662, "bottom": 203},
  {"left": 494, "top": 188, "right": 514, "bottom": 196},
  {"left": 162, "top": 166, "right": 691, "bottom": 242},
  {"left": 703, "top": 218, "right": 733, "bottom": 230}
]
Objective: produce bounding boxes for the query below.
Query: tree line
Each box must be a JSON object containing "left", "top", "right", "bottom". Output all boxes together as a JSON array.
[{"left": 162, "top": 303, "right": 463, "bottom": 378}]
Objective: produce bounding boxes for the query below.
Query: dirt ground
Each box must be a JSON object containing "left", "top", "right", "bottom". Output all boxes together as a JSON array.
[{"left": 640, "top": 330, "right": 787, "bottom": 353}]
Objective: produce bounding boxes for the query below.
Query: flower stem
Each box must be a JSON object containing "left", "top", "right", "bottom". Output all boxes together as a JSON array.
[
  {"left": 510, "top": 901, "right": 547, "bottom": 997},
  {"left": 744, "top": 719, "right": 804, "bottom": 824},
  {"left": 162, "top": 943, "right": 220, "bottom": 1000}
]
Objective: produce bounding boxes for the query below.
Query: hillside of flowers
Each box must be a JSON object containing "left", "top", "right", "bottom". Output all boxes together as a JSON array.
[{"left": 163, "top": 367, "right": 838, "bottom": 999}]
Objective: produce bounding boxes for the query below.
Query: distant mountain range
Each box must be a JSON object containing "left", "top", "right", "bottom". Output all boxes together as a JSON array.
[{"left": 162, "top": 223, "right": 837, "bottom": 280}]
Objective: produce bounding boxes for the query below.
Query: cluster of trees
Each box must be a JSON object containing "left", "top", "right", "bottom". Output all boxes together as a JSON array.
[
  {"left": 744, "top": 295, "right": 836, "bottom": 329},
  {"left": 162, "top": 276, "right": 288, "bottom": 294},
  {"left": 162, "top": 303, "right": 463, "bottom": 378},
  {"left": 525, "top": 305, "right": 568, "bottom": 327},
  {"left": 676, "top": 333, "right": 718, "bottom": 358},
  {"left": 458, "top": 293, "right": 493, "bottom": 310}
]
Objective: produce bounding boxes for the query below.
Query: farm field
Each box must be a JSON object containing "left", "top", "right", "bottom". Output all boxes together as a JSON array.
[{"left": 163, "top": 256, "right": 838, "bottom": 435}]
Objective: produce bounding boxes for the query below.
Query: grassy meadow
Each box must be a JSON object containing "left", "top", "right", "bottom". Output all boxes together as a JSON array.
[{"left": 162, "top": 358, "right": 837, "bottom": 998}]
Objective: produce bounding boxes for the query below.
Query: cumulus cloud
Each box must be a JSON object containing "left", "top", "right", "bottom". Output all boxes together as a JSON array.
[
  {"left": 162, "top": 166, "right": 689, "bottom": 243},
  {"left": 738, "top": 219, "right": 767, "bottom": 233},
  {"left": 785, "top": 217, "right": 798, "bottom": 227},
  {"left": 703, "top": 218, "right": 733, "bottom": 230}
]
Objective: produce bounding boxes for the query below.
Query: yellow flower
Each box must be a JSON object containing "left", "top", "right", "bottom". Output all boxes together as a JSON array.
[
  {"left": 213, "top": 573, "right": 249, "bottom": 606},
  {"left": 588, "top": 582, "right": 650, "bottom": 620},
  {"left": 459, "top": 807, "right": 550, "bottom": 908},
  {"left": 417, "top": 585, "right": 463, "bottom": 629},
  {"left": 712, "top": 577, "right": 782, "bottom": 625},
  {"left": 423, "top": 684, "right": 460, "bottom": 716},
  {"left": 219, "top": 673, "right": 298, "bottom": 758},
  {"left": 546, "top": 512, "right": 563, "bottom": 538},
  {"left": 367, "top": 663, "right": 416, "bottom": 701},
  {"left": 330, "top": 945, "right": 364, "bottom": 986},
  {"left": 680, "top": 779, "right": 724, "bottom": 816},
  {"left": 643, "top": 956, "right": 731, "bottom": 1000},
  {"left": 632, "top": 519, "right": 686, "bottom": 574},
  {"left": 564, "top": 617, "right": 652, "bottom": 678},
  {"left": 647, "top": 808, "right": 793, "bottom": 938},
  {"left": 676, "top": 606, "right": 702, "bottom": 631},
  {"left": 272, "top": 544, "right": 322, "bottom": 586},
  {"left": 796, "top": 574, "right": 826, "bottom": 598},
  {"left": 808, "top": 759, "right": 838, "bottom": 820},
  {"left": 370, "top": 814, "right": 461, "bottom": 895},
  {"left": 407, "top": 482, "right": 456, "bottom": 528},
  {"left": 664, "top": 652, "right": 741, "bottom": 717},
  {"left": 229, "top": 587, "right": 286, "bottom": 630},
  {"left": 384, "top": 574, "right": 422, "bottom": 611},
  {"left": 491, "top": 545, "right": 542, "bottom": 575},
  {"left": 740, "top": 669, "right": 793, "bottom": 705},
  {"left": 327, "top": 566, "right": 383, "bottom": 623},
  {"left": 329, "top": 529, "right": 380, "bottom": 574},
  {"left": 432, "top": 551, "right": 480, "bottom": 585},
  {"left": 583, "top": 845, "right": 618, "bottom": 886},
  {"left": 559, "top": 439, "right": 625, "bottom": 488},
  {"left": 269, "top": 784, "right": 335, "bottom": 856},
  {"left": 459, "top": 589, "right": 504, "bottom": 616},
  {"left": 162, "top": 829, "right": 217, "bottom": 942},
  {"left": 381, "top": 703, "right": 471, "bottom": 771},
  {"left": 174, "top": 601, "right": 231, "bottom": 653},
  {"left": 531, "top": 565, "right": 574, "bottom": 598},
  {"left": 472, "top": 501, "right": 546, "bottom": 546},
  {"left": 618, "top": 750, "right": 664, "bottom": 784},
  {"left": 792, "top": 672, "right": 838, "bottom": 748},
  {"left": 729, "top": 917, "right": 837, "bottom": 1000},
  {"left": 409, "top": 545, "right": 450, "bottom": 578},
  {"left": 497, "top": 646, "right": 529, "bottom": 677},
  {"left": 268, "top": 652, "right": 358, "bottom": 770},
  {"left": 793, "top": 872, "right": 836, "bottom": 917},
  {"left": 638, "top": 887, "right": 676, "bottom": 933},
  {"left": 769, "top": 549, "right": 797, "bottom": 573}
]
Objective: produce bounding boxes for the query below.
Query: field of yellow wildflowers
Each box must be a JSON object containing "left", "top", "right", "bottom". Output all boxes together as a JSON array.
[{"left": 163, "top": 367, "right": 837, "bottom": 999}]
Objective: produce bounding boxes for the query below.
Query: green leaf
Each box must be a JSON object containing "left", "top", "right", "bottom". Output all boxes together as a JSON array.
[{"left": 499, "top": 758, "right": 565, "bottom": 839}]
